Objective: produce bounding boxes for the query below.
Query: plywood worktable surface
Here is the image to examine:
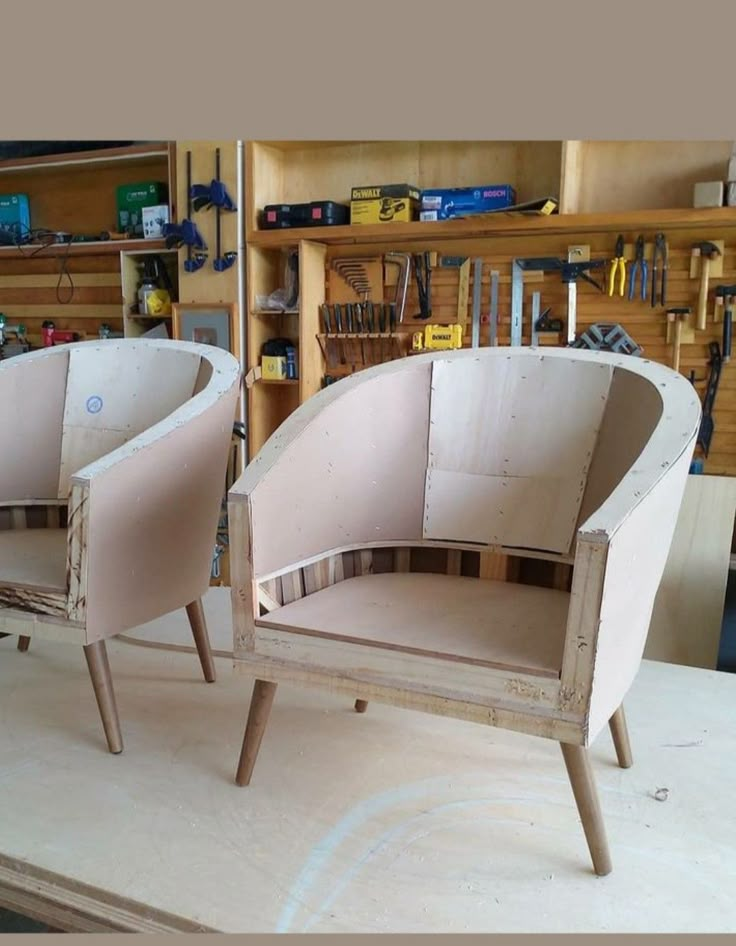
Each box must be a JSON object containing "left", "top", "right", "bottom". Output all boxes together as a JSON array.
[{"left": 1, "top": 589, "right": 735, "bottom": 934}]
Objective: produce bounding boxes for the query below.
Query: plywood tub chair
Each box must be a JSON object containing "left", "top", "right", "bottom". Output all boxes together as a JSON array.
[
  {"left": 0, "top": 339, "right": 241, "bottom": 753},
  {"left": 228, "top": 347, "right": 700, "bottom": 875}
]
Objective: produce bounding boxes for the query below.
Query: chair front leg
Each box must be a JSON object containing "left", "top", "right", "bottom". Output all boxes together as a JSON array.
[
  {"left": 83, "top": 640, "right": 123, "bottom": 754},
  {"left": 236, "top": 680, "right": 277, "bottom": 786},
  {"left": 560, "top": 743, "right": 612, "bottom": 876},
  {"left": 17, "top": 636, "right": 30, "bottom": 652}
]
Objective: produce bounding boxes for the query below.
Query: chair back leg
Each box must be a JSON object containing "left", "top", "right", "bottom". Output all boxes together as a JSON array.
[
  {"left": 17, "top": 636, "right": 30, "bottom": 652},
  {"left": 608, "top": 704, "right": 633, "bottom": 768},
  {"left": 185, "top": 599, "right": 216, "bottom": 683},
  {"left": 354, "top": 699, "right": 369, "bottom": 713},
  {"left": 83, "top": 640, "right": 123, "bottom": 754}
]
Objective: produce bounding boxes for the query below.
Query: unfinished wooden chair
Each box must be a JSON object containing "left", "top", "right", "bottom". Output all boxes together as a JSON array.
[
  {"left": 228, "top": 346, "right": 700, "bottom": 876},
  {"left": 0, "top": 339, "right": 240, "bottom": 753}
]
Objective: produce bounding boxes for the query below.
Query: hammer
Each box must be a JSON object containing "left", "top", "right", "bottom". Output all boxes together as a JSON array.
[
  {"left": 666, "top": 307, "right": 690, "bottom": 372},
  {"left": 715, "top": 285, "right": 736, "bottom": 363},
  {"left": 693, "top": 241, "right": 722, "bottom": 330}
]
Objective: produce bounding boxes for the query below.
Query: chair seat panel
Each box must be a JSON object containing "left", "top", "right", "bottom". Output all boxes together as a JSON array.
[{"left": 256, "top": 572, "right": 569, "bottom": 677}]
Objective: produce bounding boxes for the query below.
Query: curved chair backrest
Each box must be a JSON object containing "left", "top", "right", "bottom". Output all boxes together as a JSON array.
[
  {"left": 0, "top": 339, "right": 228, "bottom": 503},
  {"left": 240, "top": 347, "right": 698, "bottom": 581}
]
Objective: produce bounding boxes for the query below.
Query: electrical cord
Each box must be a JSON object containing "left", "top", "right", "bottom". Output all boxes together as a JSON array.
[{"left": 5, "top": 223, "right": 76, "bottom": 304}]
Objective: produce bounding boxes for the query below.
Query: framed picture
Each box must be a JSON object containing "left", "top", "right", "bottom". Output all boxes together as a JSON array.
[{"left": 171, "top": 303, "right": 239, "bottom": 358}]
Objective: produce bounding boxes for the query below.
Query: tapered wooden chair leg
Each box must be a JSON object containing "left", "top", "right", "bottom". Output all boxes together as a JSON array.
[
  {"left": 17, "top": 636, "right": 30, "bottom": 652},
  {"left": 608, "top": 704, "right": 633, "bottom": 769},
  {"left": 236, "top": 680, "right": 277, "bottom": 787},
  {"left": 560, "top": 743, "right": 612, "bottom": 876},
  {"left": 354, "top": 699, "right": 369, "bottom": 713},
  {"left": 83, "top": 640, "right": 123, "bottom": 755},
  {"left": 186, "top": 599, "right": 216, "bottom": 683}
]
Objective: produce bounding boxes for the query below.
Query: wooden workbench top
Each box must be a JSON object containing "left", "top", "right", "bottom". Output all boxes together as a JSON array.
[{"left": 1, "top": 589, "right": 734, "bottom": 933}]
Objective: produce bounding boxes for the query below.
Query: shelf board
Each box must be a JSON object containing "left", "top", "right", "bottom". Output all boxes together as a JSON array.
[
  {"left": 252, "top": 309, "right": 299, "bottom": 316},
  {"left": 0, "top": 239, "right": 167, "bottom": 259},
  {"left": 0, "top": 143, "right": 170, "bottom": 175},
  {"left": 259, "top": 378, "right": 299, "bottom": 385},
  {"left": 247, "top": 207, "right": 736, "bottom": 247}
]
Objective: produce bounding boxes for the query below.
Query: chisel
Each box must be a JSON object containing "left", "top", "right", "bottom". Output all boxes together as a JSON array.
[
  {"left": 355, "top": 302, "right": 365, "bottom": 364},
  {"left": 333, "top": 303, "right": 345, "bottom": 365}
]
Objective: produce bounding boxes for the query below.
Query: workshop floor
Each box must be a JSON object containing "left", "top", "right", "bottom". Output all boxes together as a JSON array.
[{"left": 1, "top": 589, "right": 735, "bottom": 933}]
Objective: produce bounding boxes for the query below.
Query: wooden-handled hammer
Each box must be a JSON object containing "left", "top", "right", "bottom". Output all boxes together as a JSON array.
[
  {"left": 694, "top": 241, "right": 722, "bottom": 330},
  {"left": 666, "top": 307, "right": 690, "bottom": 372}
]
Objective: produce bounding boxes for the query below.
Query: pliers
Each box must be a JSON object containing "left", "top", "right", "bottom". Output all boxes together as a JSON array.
[
  {"left": 608, "top": 234, "right": 626, "bottom": 297},
  {"left": 651, "top": 232, "right": 668, "bottom": 308},
  {"left": 627, "top": 235, "right": 648, "bottom": 302}
]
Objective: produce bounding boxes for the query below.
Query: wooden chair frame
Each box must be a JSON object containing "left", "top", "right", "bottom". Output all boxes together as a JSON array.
[
  {"left": 0, "top": 339, "right": 241, "bottom": 753},
  {"left": 227, "top": 347, "right": 700, "bottom": 876}
]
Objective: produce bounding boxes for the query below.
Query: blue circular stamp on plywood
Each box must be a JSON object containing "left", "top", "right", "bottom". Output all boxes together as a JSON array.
[{"left": 86, "top": 395, "right": 103, "bottom": 415}]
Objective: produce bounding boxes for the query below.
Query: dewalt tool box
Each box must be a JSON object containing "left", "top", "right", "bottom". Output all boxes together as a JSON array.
[
  {"left": 260, "top": 201, "right": 349, "bottom": 229},
  {"left": 412, "top": 324, "right": 464, "bottom": 351},
  {"left": 350, "top": 184, "right": 420, "bottom": 225}
]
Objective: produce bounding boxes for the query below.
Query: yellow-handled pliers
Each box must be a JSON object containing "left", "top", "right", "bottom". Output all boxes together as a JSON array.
[{"left": 608, "top": 234, "right": 626, "bottom": 297}]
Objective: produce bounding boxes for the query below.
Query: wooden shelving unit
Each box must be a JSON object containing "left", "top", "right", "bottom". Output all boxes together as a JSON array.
[
  {"left": 0, "top": 238, "right": 166, "bottom": 258},
  {"left": 0, "top": 143, "right": 176, "bottom": 346},
  {"left": 244, "top": 138, "right": 736, "bottom": 476},
  {"left": 247, "top": 207, "right": 736, "bottom": 248}
]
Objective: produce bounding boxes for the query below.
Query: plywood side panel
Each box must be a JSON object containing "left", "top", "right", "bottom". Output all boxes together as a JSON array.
[
  {"left": 577, "top": 368, "right": 663, "bottom": 527},
  {"left": 248, "top": 363, "right": 432, "bottom": 577},
  {"left": 646, "top": 474, "right": 736, "bottom": 670},
  {"left": 83, "top": 384, "right": 239, "bottom": 641},
  {"left": 0, "top": 350, "right": 68, "bottom": 501},
  {"left": 587, "top": 445, "right": 695, "bottom": 740}
]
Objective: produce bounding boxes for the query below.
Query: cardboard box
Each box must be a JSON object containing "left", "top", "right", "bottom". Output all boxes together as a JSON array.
[
  {"left": 142, "top": 204, "right": 170, "bottom": 239},
  {"left": 0, "top": 192, "right": 30, "bottom": 243},
  {"left": 420, "top": 184, "right": 516, "bottom": 220},
  {"left": 350, "top": 184, "right": 420, "bottom": 225},
  {"left": 116, "top": 181, "right": 167, "bottom": 236},
  {"left": 261, "top": 355, "right": 287, "bottom": 380},
  {"left": 693, "top": 181, "right": 724, "bottom": 208}
]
